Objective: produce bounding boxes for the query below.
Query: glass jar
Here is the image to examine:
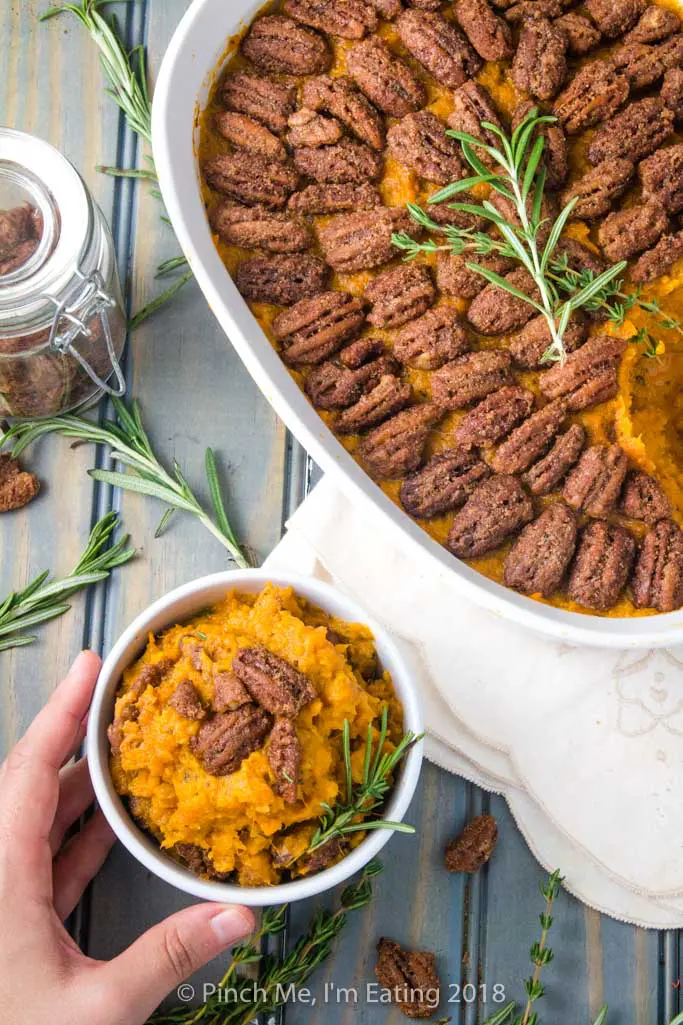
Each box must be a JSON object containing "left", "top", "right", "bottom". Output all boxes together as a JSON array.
[{"left": 0, "top": 127, "right": 126, "bottom": 418}]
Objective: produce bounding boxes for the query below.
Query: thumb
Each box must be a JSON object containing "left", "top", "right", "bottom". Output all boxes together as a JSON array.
[{"left": 101, "top": 903, "right": 255, "bottom": 1023}]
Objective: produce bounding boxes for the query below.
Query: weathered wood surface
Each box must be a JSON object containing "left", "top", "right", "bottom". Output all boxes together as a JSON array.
[{"left": 0, "top": 2, "right": 679, "bottom": 1023}]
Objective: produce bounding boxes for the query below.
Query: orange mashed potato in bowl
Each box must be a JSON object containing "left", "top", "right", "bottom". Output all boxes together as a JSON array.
[{"left": 108, "top": 583, "right": 406, "bottom": 888}]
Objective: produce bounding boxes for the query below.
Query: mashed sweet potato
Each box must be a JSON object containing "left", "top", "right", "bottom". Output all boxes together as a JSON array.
[{"left": 110, "top": 584, "right": 403, "bottom": 887}]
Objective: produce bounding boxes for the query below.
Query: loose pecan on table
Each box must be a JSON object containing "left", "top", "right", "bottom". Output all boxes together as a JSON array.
[
  {"left": 444, "top": 814, "right": 498, "bottom": 872},
  {"left": 359, "top": 403, "right": 443, "bottom": 478},
  {"left": 568, "top": 520, "right": 636, "bottom": 611},
  {"left": 447, "top": 474, "right": 534, "bottom": 558},
  {"left": 563, "top": 443, "right": 629, "bottom": 517},
  {"left": 0, "top": 454, "right": 40, "bottom": 513},
  {"left": 235, "top": 254, "right": 328, "bottom": 305},
  {"left": 396, "top": 8, "right": 482, "bottom": 89},
  {"left": 232, "top": 646, "right": 316, "bottom": 717},
  {"left": 272, "top": 291, "right": 366, "bottom": 365},
  {"left": 191, "top": 704, "right": 273, "bottom": 776},
  {"left": 430, "top": 351, "right": 513, "bottom": 411},
  {"left": 365, "top": 264, "right": 436, "bottom": 329},
  {"left": 347, "top": 36, "right": 427, "bottom": 117},
  {"left": 631, "top": 519, "right": 683, "bottom": 612},
  {"left": 504, "top": 501, "right": 578, "bottom": 597},
  {"left": 400, "top": 449, "right": 491, "bottom": 518},
  {"left": 394, "top": 306, "right": 470, "bottom": 370},
  {"left": 375, "top": 938, "right": 440, "bottom": 1019},
  {"left": 241, "top": 15, "right": 331, "bottom": 75}
]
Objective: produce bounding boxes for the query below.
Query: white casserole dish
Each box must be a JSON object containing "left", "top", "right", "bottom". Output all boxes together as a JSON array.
[{"left": 151, "top": 0, "right": 683, "bottom": 649}]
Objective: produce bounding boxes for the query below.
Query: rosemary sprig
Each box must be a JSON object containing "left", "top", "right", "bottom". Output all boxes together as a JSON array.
[
  {"left": 40, "top": 0, "right": 194, "bottom": 328},
  {"left": 305, "top": 706, "right": 422, "bottom": 858},
  {"left": 0, "top": 511, "right": 134, "bottom": 652},
  {"left": 0, "top": 398, "right": 249, "bottom": 567},
  {"left": 148, "top": 860, "right": 383, "bottom": 1025}
]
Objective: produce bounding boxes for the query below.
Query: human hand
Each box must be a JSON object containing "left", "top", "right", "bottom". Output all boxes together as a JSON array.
[{"left": 0, "top": 650, "right": 255, "bottom": 1025}]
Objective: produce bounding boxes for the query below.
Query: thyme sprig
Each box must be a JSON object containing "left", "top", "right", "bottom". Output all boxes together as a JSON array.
[
  {"left": 148, "top": 860, "right": 383, "bottom": 1025},
  {"left": 306, "top": 706, "right": 422, "bottom": 857},
  {"left": 40, "top": 0, "right": 193, "bottom": 327},
  {"left": 0, "top": 398, "right": 249, "bottom": 567},
  {"left": 0, "top": 511, "right": 134, "bottom": 653},
  {"left": 393, "top": 107, "right": 650, "bottom": 364}
]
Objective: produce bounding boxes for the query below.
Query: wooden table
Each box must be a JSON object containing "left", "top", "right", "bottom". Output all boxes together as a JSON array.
[{"left": 1, "top": 3, "right": 679, "bottom": 1023}]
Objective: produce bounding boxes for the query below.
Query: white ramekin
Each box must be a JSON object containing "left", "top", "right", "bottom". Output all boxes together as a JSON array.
[{"left": 86, "top": 570, "right": 424, "bottom": 906}]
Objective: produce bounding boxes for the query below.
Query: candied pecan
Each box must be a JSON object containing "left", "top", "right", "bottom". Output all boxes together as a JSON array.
[
  {"left": 0, "top": 454, "right": 40, "bottom": 512},
  {"left": 293, "top": 138, "right": 382, "bottom": 184},
  {"left": 365, "top": 264, "right": 436, "bottom": 329},
  {"left": 241, "top": 16, "right": 331, "bottom": 75},
  {"left": 286, "top": 109, "right": 342, "bottom": 148},
  {"left": 505, "top": 0, "right": 563, "bottom": 19},
  {"left": 396, "top": 9, "right": 481, "bottom": 89},
  {"left": 283, "top": 0, "right": 378, "bottom": 38},
  {"left": 366, "top": 0, "right": 402, "bottom": 16},
  {"left": 375, "top": 938, "right": 440, "bottom": 1019},
  {"left": 512, "top": 16, "right": 568, "bottom": 101},
  {"left": 662, "top": 67, "right": 683, "bottom": 120},
  {"left": 454, "top": 0, "right": 513, "bottom": 60},
  {"left": 168, "top": 680, "right": 206, "bottom": 721},
  {"left": 108, "top": 663, "right": 174, "bottom": 754},
  {"left": 359, "top": 403, "right": 443, "bottom": 478},
  {"left": 489, "top": 190, "right": 559, "bottom": 246},
  {"left": 387, "top": 112, "right": 464, "bottom": 185},
  {"left": 568, "top": 521, "right": 636, "bottom": 610},
  {"left": 584, "top": 0, "right": 643, "bottom": 38},
  {"left": 268, "top": 718, "right": 302, "bottom": 804},
  {"left": 235, "top": 254, "right": 328, "bottom": 305},
  {"left": 305, "top": 353, "right": 399, "bottom": 409},
  {"left": 213, "top": 671, "right": 251, "bottom": 712},
  {"left": 467, "top": 268, "right": 539, "bottom": 335},
  {"left": 394, "top": 306, "right": 470, "bottom": 370},
  {"left": 511, "top": 101, "right": 569, "bottom": 190},
  {"left": 453, "top": 385, "right": 535, "bottom": 447},
  {"left": 232, "top": 646, "right": 316, "bottom": 717},
  {"left": 339, "top": 335, "right": 385, "bottom": 368},
  {"left": 272, "top": 291, "right": 366, "bottom": 365},
  {"left": 632, "top": 519, "right": 683, "bottom": 612},
  {"left": 424, "top": 193, "right": 487, "bottom": 232},
  {"left": 523, "top": 423, "right": 586, "bottom": 494},
  {"left": 539, "top": 335, "right": 626, "bottom": 411},
  {"left": 210, "top": 203, "right": 312, "bottom": 253},
  {"left": 400, "top": 449, "right": 491, "bottom": 518},
  {"left": 203, "top": 153, "right": 299, "bottom": 209},
  {"left": 555, "top": 12, "right": 602, "bottom": 54},
  {"left": 447, "top": 83, "right": 505, "bottom": 164},
  {"left": 491, "top": 401, "right": 567, "bottom": 474},
  {"left": 552, "top": 63, "right": 628, "bottom": 134},
  {"left": 298, "top": 837, "right": 347, "bottom": 874},
  {"left": 563, "top": 443, "right": 629, "bottom": 516},
  {"left": 172, "top": 843, "right": 230, "bottom": 881},
  {"left": 639, "top": 144, "right": 683, "bottom": 214},
  {"left": 214, "top": 111, "right": 287, "bottom": 162},
  {"left": 625, "top": 5, "right": 680, "bottom": 44},
  {"left": 608, "top": 36, "right": 683, "bottom": 90},
  {"left": 561, "top": 158, "right": 634, "bottom": 220},
  {"left": 510, "top": 313, "right": 587, "bottom": 370},
  {"left": 445, "top": 814, "right": 497, "bottom": 872},
  {"left": 587, "top": 98, "right": 674, "bottom": 167},
  {"left": 447, "top": 474, "right": 534, "bottom": 558},
  {"left": 620, "top": 470, "right": 671, "bottom": 523},
  {"left": 347, "top": 37, "right": 426, "bottom": 117},
  {"left": 631, "top": 229, "right": 683, "bottom": 282},
  {"left": 302, "top": 75, "right": 385, "bottom": 150},
  {"left": 288, "top": 182, "right": 381, "bottom": 214},
  {"left": 504, "top": 502, "right": 577, "bottom": 596},
  {"left": 335, "top": 374, "right": 412, "bottom": 434},
  {"left": 597, "top": 201, "right": 669, "bottom": 262},
  {"left": 0, "top": 204, "right": 37, "bottom": 261},
  {"left": 436, "top": 250, "right": 514, "bottom": 301},
  {"left": 431, "top": 351, "right": 513, "bottom": 410},
  {"left": 191, "top": 705, "right": 273, "bottom": 776},
  {"left": 406, "top": 0, "right": 441, "bottom": 8},
  {"left": 221, "top": 73, "right": 297, "bottom": 135},
  {"left": 554, "top": 237, "right": 606, "bottom": 277},
  {"left": 317, "top": 207, "right": 413, "bottom": 272}
]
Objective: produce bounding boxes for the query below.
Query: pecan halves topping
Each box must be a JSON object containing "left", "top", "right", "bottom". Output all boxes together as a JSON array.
[
  {"left": 0, "top": 454, "right": 40, "bottom": 512},
  {"left": 317, "top": 208, "right": 415, "bottom": 273},
  {"left": 444, "top": 814, "right": 498, "bottom": 872},
  {"left": 305, "top": 353, "right": 399, "bottom": 410},
  {"left": 431, "top": 351, "right": 513, "bottom": 411},
  {"left": 272, "top": 291, "right": 366, "bottom": 366},
  {"left": 511, "top": 101, "right": 569, "bottom": 190},
  {"left": 375, "top": 938, "right": 440, "bottom": 1019},
  {"left": 539, "top": 335, "right": 626, "bottom": 411},
  {"left": 365, "top": 264, "right": 436, "bottom": 329},
  {"left": 453, "top": 386, "right": 535, "bottom": 448},
  {"left": 359, "top": 403, "right": 444, "bottom": 478},
  {"left": 213, "top": 671, "right": 252, "bottom": 712},
  {"left": 387, "top": 111, "right": 464, "bottom": 185},
  {"left": 597, "top": 201, "right": 669, "bottom": 263},
  {"left": 241, "top": 15, "right": 331, "bottom": 75},
  {"left": 568, "top": 520, "right": 636, "bottom": 611},
  {"left": 221, "top": 73, "right": 297, "bottom": 135},
  {"left": 400, "top": 449, "right": 491, "bottom": 518},
  {"left": 302, "top": 75, "right": 385, "bottom": 150},
  {"left": 584, "top": 0, "right": 644, "bottom": 39},
  {"left": 562, "top": 443, "right": 629, "bottom": 517},
  {"left": 287, "top": 182, "right": 382, "bottom": 215},
  {"left": 335, "top": 374, "right": 412, "bottom": 434},
  {"left": 552, "top": 63, "right": 629, "bottom": 135},
  {"left": 624, "top": 6, "right": 680, "bottom": 44},
  {"left": 286, "top": 109, "right": 342, "bottom": 149},
  {"left": 436, "top": 250, "right": 514, "bottom": 301},
  {"left": 283, "top": 0, "right": 378, "bottom": 39},
  {"left": 168, "top": 681, "right": 206, "bottom": 721},
  {"left": 466, "top": 268, "right": 539, "bottom": 335},
  {"left": 561, "top": 158, "right": 634, "bottom": 221},
  {"left": 454, "top": 0, "right": 513, "bottom": 60},
  {"left": 662, "top": 67, "right": 683, "bottom": 121},
  {"left": 203, "top": 153, "right": 299, "bottom": 209},
  {"left": 232, "top": 646, "right": 316, "bottom": 717},
  {"left": 555, "top": 12, "right": 602, "bottom": 55},
  {"left": 447, "top": 82, "right": 505, "bottom": 166},
  {"left": 347, "top": 37, "right": 427, "bottom": 117},
  {"left": 293, "top": 138, "right": 383, "bottom": 184},
  {"left": 504, "top": 501, "right": 578, "bottom": 597},
  {"left": 620, "top": 470, "right": 672, "bottom": 523},
  {"left": 608, "top": 37, "right": 683, "bottom": 91},
  {"left": 631, "top": 519, "right": 683, "bottom": 612},
  {"left": 210, "top": 203, "right": 312, "bottom": 253},
  {"left": 639, "top": 144, "right": 683, "bottom": 215},
  {"left": 491, "top": 401, "right": 567, "bottom": 474},
  {"left": 396, "top": 8, "right": 482, "bottom": 89},
  {"left": 268, "top": 718, "right": 302, "bottom": 804},
  {"left": 511, "top": 16, "right": 568, "bottom": 101},
  {"left": 587, "top": 97, "right": 674, "bottom": 167},
  {"left": 523, "top": 423, "right": 586, "bottom": 495},
  {"left": 631, "top": 229, "right": 683, "bottom": 283},
  {"left": 447, "top": 474, "right": 534, "bottom": 559},
  {"left": 510, "top": 312, "right": 588, "bottom": 369},
  {"left": 394, "top": 306, "right": 471, "bottom": 370},
  {"left": 235, "top": 254, "right": 329, "bottom": 305},
  {"left": 214, "top": 111, "right": 287, "bottom": 162},
  {"left": 190, "top": 705, "right": 273, "bottom": 776}
]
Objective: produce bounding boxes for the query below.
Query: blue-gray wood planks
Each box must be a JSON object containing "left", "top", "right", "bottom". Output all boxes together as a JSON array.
[{"left": 0, "top": 3, "right": 679, "bottom": 1023}]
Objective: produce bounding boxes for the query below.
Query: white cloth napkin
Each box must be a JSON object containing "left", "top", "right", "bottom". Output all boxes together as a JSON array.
[{"left": 264, "top": 477, "right": 683, "bottom": 929}]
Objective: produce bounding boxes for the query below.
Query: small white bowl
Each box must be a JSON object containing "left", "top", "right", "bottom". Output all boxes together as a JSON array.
[{"left": 87, "top": 569, "right": 424, "bottom": 906}]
